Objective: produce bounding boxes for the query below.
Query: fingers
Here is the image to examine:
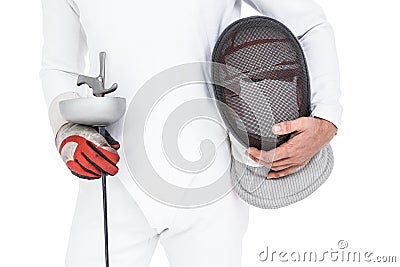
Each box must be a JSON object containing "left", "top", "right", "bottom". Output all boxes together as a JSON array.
[
  {"left": 270, "top": 154, "right": 307, "bottom": 170},
  {"left": 58, "top": 124, "right": 121, "bottom": 179},
  {"left": 247, "top": 147, "right": 274, "bottom": 164},
  {"left": 87, "top": 141, "right": 120, "bottom": 164},
  {"left": 247, "top": 147, "right": 302, "bottom": 171},
  {"left": 245, "top": 117, "right": 328, "bottom": 179},
  {"left": 80, "top": 141, "right": 120, "bottom": 176},
  {"left": 247, "top": 147, "right": 301, "bottom": 178},
  {"left": 247, "top": 144, "right": 289, "bottom": 163},
  {"left": 75, "top": 152, "right": 102, "bottom": 176},
  {"left": 91, "top": 126, "right": 120, "bottom": 150},
  {"left": 272, "top": 117, "right": 308, "bottom": 135},
  {"left": 66, "top": 161, "right": 101, "bottom": 179},
  {"left": 103, "top": 129, "right": 120, "bottom": 150},
  {"left": 246, "top": 151, "right": 272, "bottom": 167},
  {"left": 247, "top": 146, "right": 301, "bottom": 177},
  {"left": 267, "top": 165, "right": 300, "bottom": 179},
  {"left": 270, "top": 162, "right": 294, "bottom": 172}
]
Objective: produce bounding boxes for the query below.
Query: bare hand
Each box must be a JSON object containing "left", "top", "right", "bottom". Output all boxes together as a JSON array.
[{"left": 246, "top": 117, "right": 337, "bottom": 179}]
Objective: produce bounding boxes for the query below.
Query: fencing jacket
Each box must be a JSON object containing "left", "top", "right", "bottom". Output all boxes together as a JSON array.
[{"left": 40, "top": 0, "right": 342, "bottom": 226}]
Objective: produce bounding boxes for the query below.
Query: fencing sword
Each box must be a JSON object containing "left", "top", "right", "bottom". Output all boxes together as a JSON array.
[{"left": 76, "top": 51, "right": 119, "bottom": 267}]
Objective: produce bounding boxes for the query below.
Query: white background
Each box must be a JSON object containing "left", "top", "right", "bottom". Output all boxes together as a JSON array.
[{"left": 0, "top": 0, "right": 399, "bottom": 266}]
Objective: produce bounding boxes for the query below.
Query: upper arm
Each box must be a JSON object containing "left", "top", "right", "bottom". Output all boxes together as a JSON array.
[
  {"left": 242, "top": 0, "right": 342, "bottom": 128},
  {"left": 39, "top": 0, "right": 88, "bottom": 107},
  {"left": 242, "top": 0, "right": 327, "bottom": 36}
]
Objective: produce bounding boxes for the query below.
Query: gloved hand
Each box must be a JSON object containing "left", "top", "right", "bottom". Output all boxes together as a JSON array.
[{"left": 55, "top": 122, "right": 120, "bottom": 179}]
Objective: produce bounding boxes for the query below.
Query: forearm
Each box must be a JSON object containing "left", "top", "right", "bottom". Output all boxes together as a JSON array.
[{"left": 299, "top": 22, "right": 342, "bottom": 128}]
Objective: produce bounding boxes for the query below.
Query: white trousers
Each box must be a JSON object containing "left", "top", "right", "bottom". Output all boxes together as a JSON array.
[{"left": 65, "top": 176, "right": 249, "bottom": 267}]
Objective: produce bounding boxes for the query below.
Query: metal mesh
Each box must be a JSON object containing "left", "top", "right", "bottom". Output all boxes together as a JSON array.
[{"left": 212, "top": 16, "right": 311, "bottom": 151}]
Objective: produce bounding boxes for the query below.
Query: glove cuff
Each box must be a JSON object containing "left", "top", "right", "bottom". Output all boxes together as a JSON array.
[{"left": 48, "top": 92, "right": 81, "bottom": 136}]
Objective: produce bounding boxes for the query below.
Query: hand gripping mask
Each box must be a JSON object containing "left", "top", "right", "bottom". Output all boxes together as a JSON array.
[{"left": 211, "top": 16, "right": 334, "bottom": 209}]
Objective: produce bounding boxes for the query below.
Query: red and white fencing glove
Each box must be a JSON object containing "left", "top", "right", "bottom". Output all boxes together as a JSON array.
[{"left": 55, "top": 122, "right": 120, "bottom": 179}]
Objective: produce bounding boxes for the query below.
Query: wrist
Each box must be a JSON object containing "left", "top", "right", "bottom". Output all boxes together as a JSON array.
[
  {"left": 48, "top": 92, "right": 81, "bottom": 135},
  {"left": 313, "top": 117, "right": 338, "bottom": 144}
]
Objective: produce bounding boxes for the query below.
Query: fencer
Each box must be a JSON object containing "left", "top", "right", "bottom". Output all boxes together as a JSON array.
[{"left": 39, "top": 0, "right": 342, "bottom": 266}]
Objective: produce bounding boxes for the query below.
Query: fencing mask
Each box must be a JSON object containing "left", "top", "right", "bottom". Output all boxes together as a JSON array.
[{"left": 211, "top": 16, "right": 334, "bottom": 209}]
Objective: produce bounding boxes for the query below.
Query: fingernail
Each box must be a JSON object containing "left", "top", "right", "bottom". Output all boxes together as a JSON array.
[{"left": 272, "top": 125, "right": 281, "bottom": 133}]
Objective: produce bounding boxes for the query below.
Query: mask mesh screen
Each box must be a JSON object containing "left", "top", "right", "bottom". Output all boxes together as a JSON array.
[{"left": 212, "top": 16, "right": 310, "bottom": 150}]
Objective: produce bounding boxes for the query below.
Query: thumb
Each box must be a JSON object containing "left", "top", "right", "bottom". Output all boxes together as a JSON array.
[
  {"left": 92, "top": 126, "right": 120, "bottom": 150},
  {"left": 272, "top": 117, "right": 307, "bottom": 135},
  {"left": 103, "top": 129, "right": 120, "bottom": 150}
]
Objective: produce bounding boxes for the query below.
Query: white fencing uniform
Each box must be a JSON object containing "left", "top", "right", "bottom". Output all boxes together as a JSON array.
[{"left": 39, "top": 0, "right": 342, "bottom": 266}]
